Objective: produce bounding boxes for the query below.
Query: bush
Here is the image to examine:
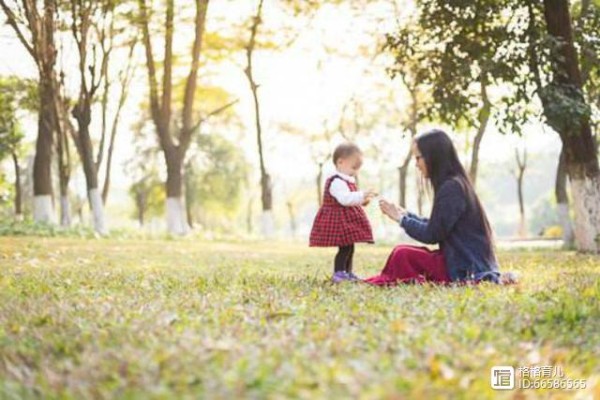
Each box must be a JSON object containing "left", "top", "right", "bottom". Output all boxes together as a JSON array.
[
  {"left": 542, "top": 225, "right": 563, "bottom": 239},
  {"left": 0, "top": 220, "right": 96, "bottom": 238}
]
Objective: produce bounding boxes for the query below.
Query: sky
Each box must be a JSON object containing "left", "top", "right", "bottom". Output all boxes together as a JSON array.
[{"left": 0, "top": 0, "right": 563, "bottom": 235}]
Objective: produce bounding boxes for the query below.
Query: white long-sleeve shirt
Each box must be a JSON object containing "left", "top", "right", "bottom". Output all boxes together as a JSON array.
[{"left": 329, "top": 172, "right": 365, "bottom": 206}]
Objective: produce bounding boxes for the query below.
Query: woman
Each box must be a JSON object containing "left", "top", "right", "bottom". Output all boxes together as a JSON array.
[{"left": 365, "top": 129, "right": 503, "bottom": 285}]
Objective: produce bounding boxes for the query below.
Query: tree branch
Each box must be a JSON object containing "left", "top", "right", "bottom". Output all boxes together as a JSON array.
[
  {"left": 161, "top": 0, "right": 174, "bottom": 123},
  {"left": 181, "top": 0, "right": 209, "bottom": 145},
  {"left": 187, "top": 98, "right": 239, "bottom": 135},
  {"left": 138, "top": 0, "right": 162, "bottom": 134},
  {"left": 0, "top": 1, "right": 35, "bottom": 58}
]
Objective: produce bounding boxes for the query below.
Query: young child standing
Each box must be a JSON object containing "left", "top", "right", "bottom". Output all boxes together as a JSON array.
[{"left": 310, "top": 143, "right": 376, "bottom": 282}]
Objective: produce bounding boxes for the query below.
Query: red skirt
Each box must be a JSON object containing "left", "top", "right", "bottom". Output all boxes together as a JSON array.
[
  {"left": 309, "top": 205, "right": 374, "bottom": 247},
  {"left": 364, "top": 245, "right": 450, "bottom": 285}
]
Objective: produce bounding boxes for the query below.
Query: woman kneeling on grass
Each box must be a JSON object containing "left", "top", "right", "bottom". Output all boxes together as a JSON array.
[{"left": 365, "top": 129, "right": 513, "bottom": 286}]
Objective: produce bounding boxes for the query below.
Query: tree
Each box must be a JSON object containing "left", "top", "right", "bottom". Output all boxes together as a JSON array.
[
  {"left": 99, "top": 12, "right": 139, "bottom": 205},
  {"left": 513, "top": 146, "right": 528, "bottom": 238},
  {"left": 185, "top": 133, "right": 247, "bottom": 232},
  {"left": 126, "top": 114, "right": 163, "bottom": 228},
  {"left": 101, "top": 40, "right": 137, "bottom": 204},
  {"left": 54, "top": 72, "right": 74, "bottom": 227},
  {"left": 0, "top": 0, "right": 58, "bottom": 222},
  {"left": 239, "top": 0, "right": 328, "bottom": 236},
  {"left": 129, "top": 172, "right": 164, "bottom": 227},
  {"left": 538, "top": 0, "right": 600, "bottom": 252},
  {"left": 385, "top": 23, "right": 435, "bottom": 208},
  {"left": 66, "top": 0, "right": 118, "bottom": 234},
  {"left": 243, "top": 0, "right": 275, "bottom": 236},
  {"left": 555, "top": 147, "right": 575, "bottom": 247},
  {"left": 137, "top": 0, "right": 210, "bottom": 235},
  {"left": 0, "top": 76, "right": 36, "bottom": 220},
  {"left": 386, "top": 0, "right": 518, "bottom": 187},
  {"left": 389, "top": 0, "right": 600, "bottom": 252}
]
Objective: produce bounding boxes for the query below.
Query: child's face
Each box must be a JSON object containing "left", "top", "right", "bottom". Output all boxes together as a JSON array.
[{"left": 336, "top": 152, "right": 363, "bottom": 177}]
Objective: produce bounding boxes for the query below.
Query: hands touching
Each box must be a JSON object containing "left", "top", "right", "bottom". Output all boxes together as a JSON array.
[{"left": 362, "top": 190, "right": 378, "bottom": 206}]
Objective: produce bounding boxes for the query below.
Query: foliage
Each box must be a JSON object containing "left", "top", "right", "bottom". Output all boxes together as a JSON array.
[
  {"left": 0, "top": 76, "right": 36, "bottom": 159},
  {"left": 386, "top": 0, "right": 600, "bottom": 137},
  {"left": 186, "top": 133, "right": 248, "bottom": 228},
  {"left": 0, "top": 220, "right": 96, "bottom": 238},
  {"left": 128, "top": 171, "right": 165, "bottom": 222},
  {"left": 126, "top": 113, "right": 165, "bottom": 224},
  {"left": 0, "top": 238, "right": 598, "bottom": 398},
  {"left": 386, "top": 0, "right": 517, "bottom": 130}
]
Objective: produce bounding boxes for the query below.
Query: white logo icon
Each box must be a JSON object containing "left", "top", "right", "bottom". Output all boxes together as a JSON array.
[{"left": 491, "top": 366, "right": 515, "bottom": 390}]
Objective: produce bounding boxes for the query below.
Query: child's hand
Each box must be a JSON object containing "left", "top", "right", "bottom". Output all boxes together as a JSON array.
[{"left": 362, "top": 190, "right": 378, "bottom": 206}]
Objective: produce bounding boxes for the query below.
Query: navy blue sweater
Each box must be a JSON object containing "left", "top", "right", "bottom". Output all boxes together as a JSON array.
[{"left": 400, "top": 177, "right": 500, "bottom": 283}]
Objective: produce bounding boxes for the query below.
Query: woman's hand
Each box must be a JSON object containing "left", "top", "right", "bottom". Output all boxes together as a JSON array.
[{"left": 379, "top": 199, "right": 406, "bottom": 222}]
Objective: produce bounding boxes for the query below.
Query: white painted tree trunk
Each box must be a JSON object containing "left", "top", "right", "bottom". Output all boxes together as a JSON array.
[
  {"left": 33, "top": 195, "right": 54, "bottom": 224},
  {"left": 570, "top": 176, "right": 600, "bottom": 252},
  {"left": 166, "top": 197, "right": 190, "bottom": 235},
  {"left": 60, "top": 195, "right": 71, "bottom": 227},
  {"left": 60, "top": 196, "right": 71, "bottom": 227},
  {"left": 261, "top": 210, "right": 275, "bottom": 238},
  {"left": 89, "top": 189, "right": 107, "bottom": 235},
  {"left": 556, "top": 202, "right": 574, "bottom": 248},
  {"left": 517, "top": 218, "right": 527, "bottom": 239}
]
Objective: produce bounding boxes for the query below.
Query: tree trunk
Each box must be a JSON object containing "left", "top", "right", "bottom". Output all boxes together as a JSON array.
[
  {"left": 72, "top": 101, "right": 106, "bottom": 235},
  {"left": 101, "top": 120, "right": 117, "bottom": 204},
  {"left": 542, "top": 0, "right": 600, "bottom": 252},
  {"left": 400, "top": 83, "right": 419, "bottom": 208},
  {"left": 245, "top": 0, "right": 273, "bottom": 237},
  {"left": 469, "top": 74, "right": 491, "bottom": 187},
  {"left": 57, "top": 154, "right": 71, "bottom": 227},
  {"left": 316, "top": 162, "right": 324, "bottom": 206},
  {"left": 165, "top": 148, "right": 189, "bottom": 235},
  {"left": 287, "top": 201, "right": 296, "bottom": 237},
  {"left": 555, "top": 147, "right": 574, "bottom": 247},
  {"left": 60, "top": 196, "right": 71, "bottom": 227},
  {"left": 398, "top": 147, "right": 411, "bottom": 208},
  {"left": 101, "top": 40, "right": 136, "bottom": 204},
  {"left": 184, "top": 163, "right": 195, "bottom": 229},
  {"left": 186, "top": 200, "right": 194, "bottom": 230},
  {"left": 33, "top": 76, "right": 55, "bottom": 223},
  {"left": 138, "top": 0, "right": 208, "bottom": 235},
  {"left": 416, "top": 173, "right": 424, "bottom": 216},
  {"left": 515, "top": 148, "right": 527, "bottom": 238},
  {"left": 11, "top": 152, "right": 22, "bottom": 220},
  {"left": 0, "top": 0, "right": 59, "bottom": 223},
  {"left": 136, "top": 189, "right": 146, "bottom": 227},
  {"left": 55, "top": 91, "right": 72, "bottom": 227},
  {"left": 101, "top": 91, "right": 127, "bottom": 204},
  {"left": 246, "top": 197, "right": 253, "bottom": 235},
  {"left": 517, "top": 172, "right": 526, "bottom": 237}
]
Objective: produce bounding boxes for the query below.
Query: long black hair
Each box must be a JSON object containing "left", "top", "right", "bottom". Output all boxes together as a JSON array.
[{"left": 415, "top": 129, "right": 496, "bottom": 261}]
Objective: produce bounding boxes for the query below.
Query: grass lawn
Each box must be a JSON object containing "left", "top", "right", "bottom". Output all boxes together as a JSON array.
[{"left": 0, "top": 237, "right": 599, "bottom": 399}]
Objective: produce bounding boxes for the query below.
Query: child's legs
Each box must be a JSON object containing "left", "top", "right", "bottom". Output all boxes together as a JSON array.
[
  {"left": 334, "top": 245, "right": 353, "bottom": 273},
  {"left": 345, "top": 244, "right": 355, "bottom": 273}
]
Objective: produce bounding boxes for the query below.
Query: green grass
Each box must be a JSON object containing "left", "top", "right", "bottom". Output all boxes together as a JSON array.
[{"left": 0, "top": 237, "right": 599, "bottom": 399}]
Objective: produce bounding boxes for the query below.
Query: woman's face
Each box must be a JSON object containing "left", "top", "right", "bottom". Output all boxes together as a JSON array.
[{"left": 412, "top": 142, "right": 428, "bottom": 178}]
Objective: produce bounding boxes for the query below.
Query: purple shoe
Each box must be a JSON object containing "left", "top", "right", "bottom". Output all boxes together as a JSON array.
[
  {"left": 347, "top": 272, "right": 362, "bottom": 281},
  {"left": 331, "top": 271, "right": 350, "bottom": 283}
]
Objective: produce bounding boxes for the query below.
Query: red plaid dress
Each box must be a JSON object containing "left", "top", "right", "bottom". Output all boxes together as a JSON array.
[{"left": 309, "top": 175, "right": 374, "bottom": 247}]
